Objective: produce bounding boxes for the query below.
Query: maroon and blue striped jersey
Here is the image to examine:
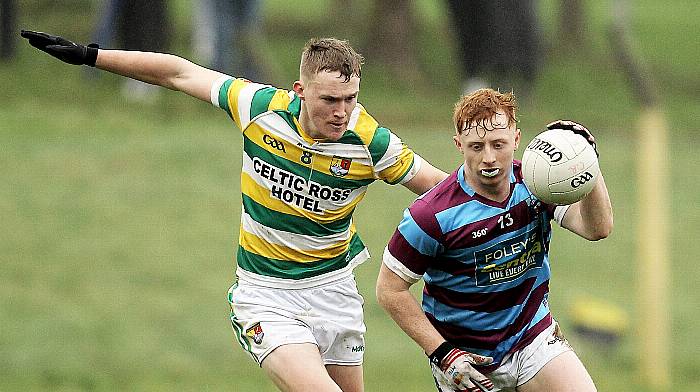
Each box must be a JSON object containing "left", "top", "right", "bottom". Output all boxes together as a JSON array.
[{"left": 383, "top": 160, "right": 569, "bottom": 372}]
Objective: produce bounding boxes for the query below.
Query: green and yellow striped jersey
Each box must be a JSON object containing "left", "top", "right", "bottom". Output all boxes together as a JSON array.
[{"left": 211, "top": 77, "right": 421, "bottom": 287}]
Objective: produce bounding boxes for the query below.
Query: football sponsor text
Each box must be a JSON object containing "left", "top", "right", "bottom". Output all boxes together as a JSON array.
[
  {"left": 252, "top": 157, "right": 352, "bottom": 213},
  {"left": 474, "top": 228, "right": 545, "bottom": 286}
]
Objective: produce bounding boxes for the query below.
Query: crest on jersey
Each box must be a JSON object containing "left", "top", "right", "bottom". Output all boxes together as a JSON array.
[
  {"left": 246, "top": 322, "right": 264, "bottom": 344},
  {"left": 330, "top": 156, "right": 351, "bottom": 177}
]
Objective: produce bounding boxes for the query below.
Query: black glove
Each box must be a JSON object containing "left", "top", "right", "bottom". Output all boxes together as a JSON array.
[
  {"left": 546, "top": 119, "right": 598, "bottom": 157},
  {"left": 20, "top": 30, "right": 99, "bottom": 66}
]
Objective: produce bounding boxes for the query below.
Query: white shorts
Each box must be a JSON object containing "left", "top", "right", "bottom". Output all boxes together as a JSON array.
[
  {"left": 227, "top": 275, "right": 366, "bottom": 366},
  {"left": 431, "top": 321, "right": 572, "bottom": 391}
]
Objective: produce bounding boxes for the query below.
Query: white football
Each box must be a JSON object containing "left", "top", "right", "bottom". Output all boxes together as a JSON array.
[{"left": 521, "top": 128, "right": 599, "bottom": 205}]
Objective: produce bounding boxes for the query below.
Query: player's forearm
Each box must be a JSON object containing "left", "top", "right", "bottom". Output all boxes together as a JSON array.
[
  {"left": 377, "top": 288, "right": 445, "bottom": 354},
  {"left": 95, "top": 50, "right": 189, "bottom": 90},
  {"left": 376, "top": 268, "right": 446, "bottom": 355},
  {"left": 577, "top": 175, "right": 614, "bottom": 240},
  {"left": 95, "top": 50, "right": 225, "bottom": 102}
]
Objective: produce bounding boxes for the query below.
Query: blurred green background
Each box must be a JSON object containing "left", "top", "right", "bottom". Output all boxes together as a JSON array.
[{"left": 1, "top": 0, "right": 698, "bottom": 391}]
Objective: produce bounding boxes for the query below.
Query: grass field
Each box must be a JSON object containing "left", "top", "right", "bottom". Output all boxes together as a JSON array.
[{"left": 2, "top": 1, "right": 699, "bottom": 391}]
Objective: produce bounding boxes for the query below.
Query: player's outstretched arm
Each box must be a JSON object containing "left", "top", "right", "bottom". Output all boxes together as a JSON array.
[
  {"left": 20, "top": 30, "right": 227, "bottom": 103},
  {"left": 95, "top": 49, "right": 225, "bottom": 103}
]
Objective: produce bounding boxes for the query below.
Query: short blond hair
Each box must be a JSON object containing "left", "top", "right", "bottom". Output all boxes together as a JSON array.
[
  {"left": 300, "top": 38, "right": 364, "bottom": 82},
  {"left": 453, "top": 89, "right": 518, "bottom": 134}
]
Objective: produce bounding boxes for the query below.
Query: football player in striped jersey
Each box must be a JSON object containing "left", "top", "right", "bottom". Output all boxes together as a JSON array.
[
  {"left": 377, "top": 89, "right": 613, "bottom": 391},
  {"left": 21, "top": 31, "right": 447, "bottom": 392}
]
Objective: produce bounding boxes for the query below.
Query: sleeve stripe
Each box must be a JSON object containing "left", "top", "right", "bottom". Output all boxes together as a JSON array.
[
  {"left": 250, "top": 87, "right": 278, "bottom": 119},
  {"left": 375, "top": 132, "right": 407, "bottom": 172},
  {"left": 210, "top": 76, "right": 230, "bottom": 108},
  {"left": 387, "top": 228, "right": 435, "bottom": 276},
  {"left": 553, "top": 205, "right": 570, "bottom": 225},
  {"left": 383, "top": 247, "right": 422, "bottom": 283},
  {"left": 395, "top": 153, "right": 422, "bottom": 185},
  {"left": 368, "top": 126, "right": 391, "bottom": 166},
  {"left": 211, "top": 76, "right": 234, "bottom": 119},
  {"left": 397, "top": 208, "right": 441, "bottom": 256}
]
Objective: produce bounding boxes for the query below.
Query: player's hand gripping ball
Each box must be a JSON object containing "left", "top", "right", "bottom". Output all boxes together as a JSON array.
[{"left": 522, "top": 120, "right": 599, "bottom": 205}]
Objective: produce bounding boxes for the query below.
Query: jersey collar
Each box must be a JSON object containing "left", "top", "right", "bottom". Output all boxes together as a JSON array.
[{"left": 457, "top": 162, "right": 517, "bottom": 206}]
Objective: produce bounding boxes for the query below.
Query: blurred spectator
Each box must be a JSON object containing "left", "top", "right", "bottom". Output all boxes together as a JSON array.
[
  {"left": 91, "top": 0, "right": 120, "bottom": 48},
  {"left": 117, "top": 0, "right": 171, "bottom": 53},
  {"left": 192, "top": 0, "right": 216, "bottom": 67},
  {"left": 89, "top": 0, "right": 172, "bottom": 100},
  {"left": 193, "top": 0, "right": 263, "bottom": 80},
  {"left": 364, "top": 0, "right": 421, "bottom": 83},
  {"left": 1, "top": 0, "right": 17, "bottom": 61},
  {"left": 446, "top": 0, "right": 541, "bottom": 97}
]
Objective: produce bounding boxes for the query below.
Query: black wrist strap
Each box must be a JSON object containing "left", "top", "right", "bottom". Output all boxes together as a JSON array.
[
  {"left": 428, "top": 341, "right": 456, "bottom": 367},
  {"left": 85, "top": 43, "right": 99, "bottom": 67}
]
